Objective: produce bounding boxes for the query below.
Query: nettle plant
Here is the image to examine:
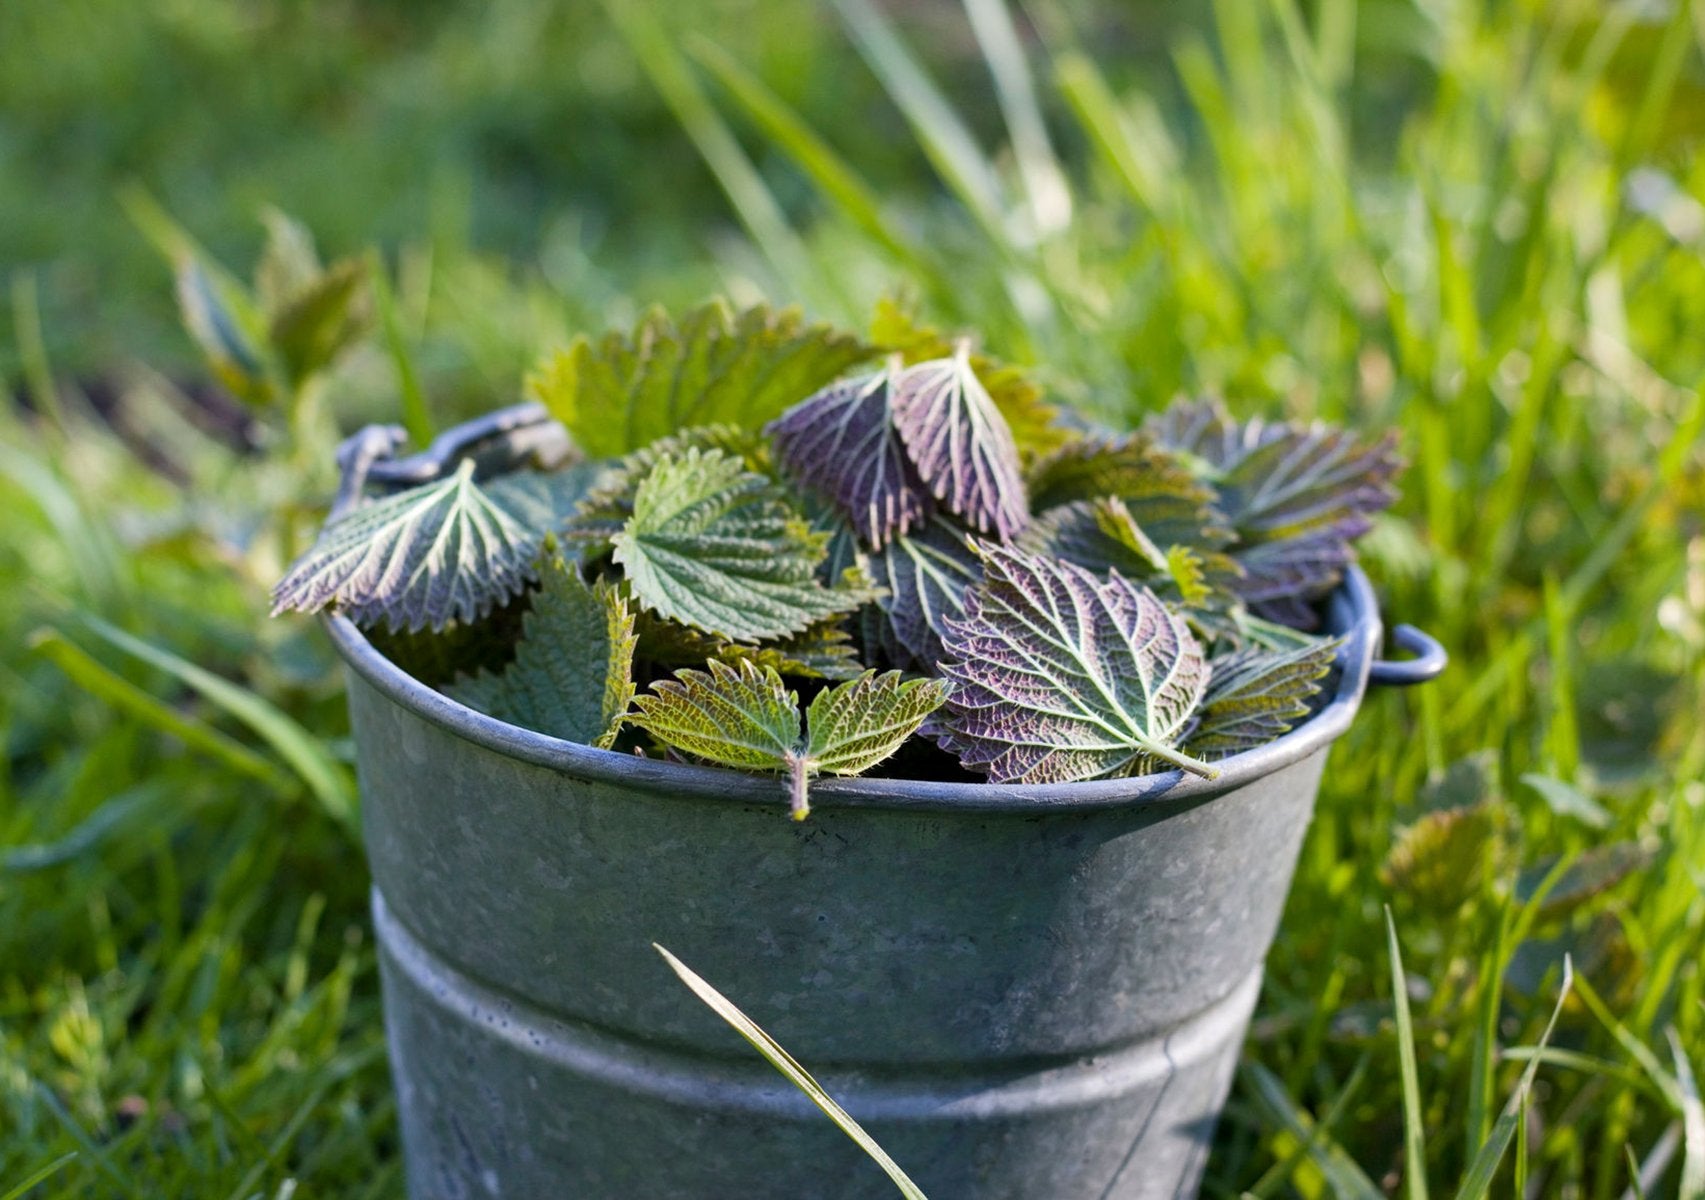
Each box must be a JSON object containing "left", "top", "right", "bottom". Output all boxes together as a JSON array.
[{"left": 274, "top": 300, "right": 1401, "bottom": 819}]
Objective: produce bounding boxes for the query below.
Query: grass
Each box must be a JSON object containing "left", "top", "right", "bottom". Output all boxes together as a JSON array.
[{"left": 3, "top": 0, "right": 1704, "bottom": 1196}]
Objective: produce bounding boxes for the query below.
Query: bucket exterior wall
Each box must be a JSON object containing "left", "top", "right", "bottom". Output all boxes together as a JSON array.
[{"left": 334, "top": 571, "right": 1384, "bottom": 1200}]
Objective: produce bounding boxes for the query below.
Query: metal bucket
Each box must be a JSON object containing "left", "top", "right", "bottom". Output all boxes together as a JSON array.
[{"left": 323, "top": 410, "right": 1445, "bottom": 1199}]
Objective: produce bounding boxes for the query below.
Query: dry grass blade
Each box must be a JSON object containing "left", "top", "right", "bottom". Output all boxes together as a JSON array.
[{"left": 654, "top": 945, "right": 930, "bottom": 1199}]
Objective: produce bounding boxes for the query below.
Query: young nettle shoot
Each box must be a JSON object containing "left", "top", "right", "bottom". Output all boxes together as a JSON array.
[
  {"left": 274, "top": 299, "right": 1400, "bottom": 817},
  {"left": 628, "top": 661, "right": 949, "bottom": 819}
]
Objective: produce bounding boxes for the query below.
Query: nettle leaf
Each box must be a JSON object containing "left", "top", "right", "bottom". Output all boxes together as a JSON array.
[
  {"left": 633, "top": 612, "right": 865, "bottom": 681},
  {"left": 767, "top": 368, "right": 931, "bottom": 547},
  {"left": 629, "top": 659, "right": 802, "bottom": 771},
  {"left": 268, "top": 256, "right": 372, "bottom": 389},
  {"left": 805, "top": 670, "right": 951, "bottom": 775},
  {"left": 1232, "top": 528, "right": 1356, "bottom": 623},
  {"left": 1165, "top": 545, "right": 1213, "bottom": 608},
  {"left": 890, "top": 350, "right": 1029, "bottom": 541},
  {"left": 272, "top": 460, "right": 543, "bottom": 632},
  {"left": 255, "top": 208, "right": 323, "bottom": 315},
  {"left": 939, "top": 544, "right": 1215, "bottom": 784},
  {"left": 1381, "top": 801, "right": 1499, "bottom": 913},
  {"left": 870, "top": 296, "right": 1071, "bottom": 456},
  {"left": 448, "top": 557, "right": 636, "bottom": 748},
  {"left": 866, "top": 517, "right": 982, "bottom": 666},
  {"left": 1019, "top": 496, "right": 1168, "bottom": 579},
  {"left": 485, "top": 461, "right": 610, "bottom": 544},
  {"left": 566, "top": 425, "right": 770, "bottom": 553},
  {"left": 1026, "top": 433, "right": 1233, "bottom": 548},
  {"left": 1147, "top": 399, "right": 1402, "bottom": 620},
  {"left": 630, "top": 661, "right": 945, "bottom": 819},
  {"left": 176, "top": 258, "right": 271, "bottom": 406},
  {"left": 1184, "top": 638, "right": 1342, "bottom": 760},
  {"left": 527, "top": 301, "right": 871, "bottom": 459},
  {"left": 612, "top": 448, "right": 874, "bottom": 642}
]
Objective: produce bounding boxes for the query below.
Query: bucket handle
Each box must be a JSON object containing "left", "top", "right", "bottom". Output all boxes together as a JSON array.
[
  {"left": 1368, "top": 624, "right": 1447, "bottom": 687},
  {"left": 330, "top": 403, "right": 569, "bottom": 518}
]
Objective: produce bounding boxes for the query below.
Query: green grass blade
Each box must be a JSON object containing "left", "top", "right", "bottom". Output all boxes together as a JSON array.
[
  {"left": 11, "top": 270, "right": 66, "bottom": 431},
  {"left": 31, "top": 627, "right": 293, "bottom": 791},
  {"left": 961, "top": 0, "right": 1072, "bottom": 237},
  {"left": 1668, "top": 1027, "right": 1705, "bottom": 1200},
  {"left": 368, "top": 247, "right": 433, "bottom": 447},
  {"left": 1386, "top": 907, "right": 1431, "bottom": 1200},
  {"left": 0, "top": 784, "right": 172, "bottom": 873},
  {"left": 599, "top": 0, "right": 833, "bottom": 311},
  {"left": 1240, "top": 1062, "right": 1385, "bottom": 1200},
  {"left": 1627, "top": 1143, "right": 1649, "bottom": 1200},
  {"left": 1452, "top": 957, "right": 1574, "bottom": 1200},
  {"left": 34, "top": 1084, "right": 142, "bottom": 1200},
  {"left": 74, "top": 612, "right": 357, "bottom": 833},
  {"left": 687, "top": 37, "right": 929, "bottom": 272},
  {"left": 655, "top": 944, "right": 929, "bottom": 1199},
  {"left": 0, "top": 1151, "right": 78, "bottom": 1200},
  {"left": 828, "top": 0, "right": 1011, "bottom": 247},
  {"left": 1243, "top": 1053, "right": 1372, "bottom": 1198},
  {"left": 1054, "top": 51, "right": 1177, "bottom": 220}
]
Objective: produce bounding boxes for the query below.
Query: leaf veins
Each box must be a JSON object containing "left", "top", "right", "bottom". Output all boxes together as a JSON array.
[
  {"left": 448, "top": 555, "right": 637, "bottom": 748},
  {"left": 612, "top": 448, "right": 876, "bottom": 642},
  {"left": 939, "top": 543, "right": 1216, "bottom": 784},
  {"left": 271, "top": 459, "right": 544, "bottom": 633},
  {"left": 527, "top": 300, "right": 872, "bottom": 459}
]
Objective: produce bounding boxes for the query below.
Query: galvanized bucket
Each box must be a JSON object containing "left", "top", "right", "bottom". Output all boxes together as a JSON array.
[{"left": 323, "top": 409, "right": 1445, "bottom": 1200}]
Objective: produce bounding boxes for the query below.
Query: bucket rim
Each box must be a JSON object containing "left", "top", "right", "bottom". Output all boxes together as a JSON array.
[{"left": 324, "top": 565, "right": 1382, "bottom": 815}]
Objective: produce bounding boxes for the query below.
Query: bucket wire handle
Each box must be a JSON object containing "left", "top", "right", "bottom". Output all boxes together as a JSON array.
[
  {"left": 1368, "top": 624, "right": 1447, "bottom": 687},
  {"left": 329, "top": 403, "right": 567, "bottom": 519}
]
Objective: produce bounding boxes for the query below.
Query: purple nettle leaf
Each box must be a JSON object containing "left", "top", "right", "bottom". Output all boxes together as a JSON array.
[
  {"left": 1183, "top": 637, "right": 1343, "bottom": 760},
  {"left": 1233, "top": 527, "right": 1356, "bottom": 621},
  {"left": 867, "top": 516, "right": 983, "bottom": 666},
  {"left": 1026, "top": 433, "right": 1233, "bottom": 549},
  {"left": 1148, "top": 399, "right": 1402, "bottom": 540},
  {"left": 766, "top": 369, "right": 932, "bottom": 546},
  {"left": 1147, "top": 399, "right": 1403, "bottom": 624},
  {"left": 939, "top": 544, "right": 1215, "bottom": 784},
  {"left": 890, "top": 349, "right": 1028, "bottom": 542},
  {"left": 1017, "top": 495, "right": 1170, "bottom": 580}
]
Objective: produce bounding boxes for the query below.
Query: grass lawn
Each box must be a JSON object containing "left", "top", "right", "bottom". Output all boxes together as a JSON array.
[{"left": 3, "top": 0, "right": 1703, "bottom": 1196}]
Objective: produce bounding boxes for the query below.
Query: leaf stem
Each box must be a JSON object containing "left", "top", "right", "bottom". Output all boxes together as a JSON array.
[
  {"left": 1144, "top": 739, "right": 1221, "bottom": 781},
  {"left": 784, "top": 751, "right": 813, "bottom": 821}
]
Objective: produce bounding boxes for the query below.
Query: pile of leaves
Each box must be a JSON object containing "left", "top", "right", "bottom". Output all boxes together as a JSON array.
[{"left": 274, "top": 300, "right": 1402, "bottom": 818}]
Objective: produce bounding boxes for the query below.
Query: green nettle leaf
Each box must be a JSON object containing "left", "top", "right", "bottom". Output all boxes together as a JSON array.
[
  {"left": 866, "top": 517, "right": 982, "bottom": 666},
  {"left": 176, "top": 258, "right": 271, "bottom": 406},
  {"left": 448, "top": 557, "right": 637, "bottom": 748},
  {"left": 1184, "top": 638, "right": 1343, "bottom": 759},
  {"left": 870, "top": 296, "right": 1070, "bottom": 456},
  {"left": 633, "top": 611, "right": 865, "bottom": 681},
  {"left": 1380, "top": 801, "right": 1499, "bottom": 913},
  {"left": 1165, "top": 545, "right": 1213, "bottom": 608},
  {"left": 939, "top": 544, "right": 1216, "bottom": 783},
  {"left": 1026, "top": 433, "right": 1233, "bottom": 548},
  {"left": 267, "top": 257, "right": 373, "bottom": 389},
  {"left": 612, "top": 448, "right": 876, "bottom": 642},
  {"left": 804, "top": 670, "right": 952, "bottom": 775},
  {"left": 527, "top": 301, "right": 872, "bottom": 459},
  {"left": 629, "top": 661, "right": 946, "bottom": 819},
  {"left": 629, "top": 659, "right": 803, "bottom": 771},
  {"left": 565, "top": 425, "right": 773, "bottom": 553},
  {"left": 272, "top": 460, "right": 544, "bottom": 632},
  {"left": 484, "top": 461, "right": 611, "bottom": 544},
  {"left": 254, "top": 207, "right": 323, "bottom": 315}
]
